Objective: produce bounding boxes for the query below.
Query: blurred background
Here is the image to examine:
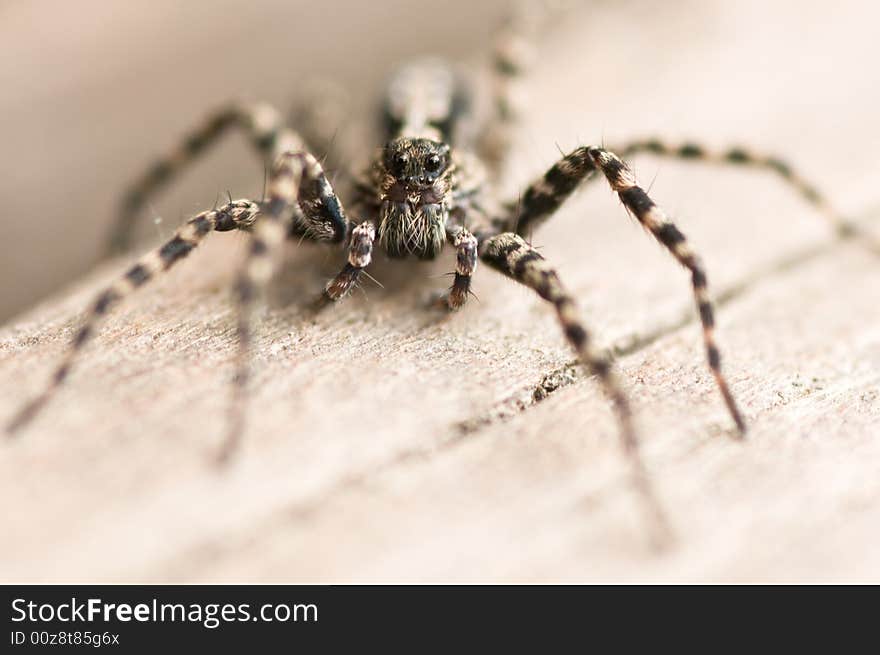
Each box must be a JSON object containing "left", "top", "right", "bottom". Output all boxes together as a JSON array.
[{"left": 1, "top": 0, "right": 878, "bottom": 322}]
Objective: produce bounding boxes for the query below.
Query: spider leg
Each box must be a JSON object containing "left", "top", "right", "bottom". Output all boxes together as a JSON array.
[
  {"left": 429, "top": 226, "right": 479, "bottom": 311},
  {"left": 503, "top": 145, "right": 746, "bottom": 434},
  {"left": 317, "top": 220, "right": 377, "bottom": 308},
  {"left": 108, "top": 102, "right": 305, "bottom": 254},
  {"left": 221, "top": 149, "right": 350, "bottom": 462},
  {"left": 505, "top": 138, "right": 846, "bottom": 237},
  {"left": 613, "top": 139, "right": 850, "bottom": 235},
  {"left": 589, "top": 146, "right": 746, "bottom": 433},
  {"left": 481, "top": 232, "right": 670, "bottom": 544},
  {"left": 447, "top": 228, "right": 479, "bottom": 310},
  {"left": 6, "top": 199, "right": 262, "bottom": 435},
  {"left": 503, "top": 147, "right": 600, "bottom": 237}
]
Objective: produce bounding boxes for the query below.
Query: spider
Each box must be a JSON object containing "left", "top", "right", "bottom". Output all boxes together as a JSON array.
[{"left": 6, "top": 6, "right": 846, "bottom": 538}]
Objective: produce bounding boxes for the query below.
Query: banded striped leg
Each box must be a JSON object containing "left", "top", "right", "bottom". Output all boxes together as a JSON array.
[
  {"left": 588, "top": 146, "right": 746, "bottom": 434},
  {"left": 319, "top": 221, "right": 377, "bottom": 306},
  {"left": 505, "top": 140, "right": 848, "bottom": 238},
  {"left": 6, "top": 200, "right": 261, "bottom": 435},
  {"left": 503, "top": 147, "right": 597, "bottom": 237},
  {"left": 481, "top": 233, "right": 670, "bottom": 544},
  {"left": 109, "top": 102, "right": 304, "bottom": 254},
  {"left": 424, "top": 228, "right": 480, "bottom": 312},
  {"left": 614, "top": 139, "right": 850, "bottom": 234},
  {"left": 447, "top": 229, "right": 479, "bottom": 310},
  {"left": 221, "top": 150, "right": 350, "bottom": 463},
  {"left": 504, "top": 145, "right": 745, "bottom": 433}
]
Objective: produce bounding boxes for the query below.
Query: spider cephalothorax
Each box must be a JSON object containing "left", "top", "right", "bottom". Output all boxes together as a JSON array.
[
  {"left": 372, "top": 137, "right": 454, "bottom": 259},
  {"left": 7, "top": 6, "right": 847, "bottom": 542}
]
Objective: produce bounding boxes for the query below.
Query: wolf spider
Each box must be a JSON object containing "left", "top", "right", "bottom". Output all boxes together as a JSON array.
[{"left": 6, "top": 7, "right": 846, "bottom": 538}]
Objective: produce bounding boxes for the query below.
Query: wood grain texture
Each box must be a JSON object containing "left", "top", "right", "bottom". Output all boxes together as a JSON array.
[{"left": 2, "top": 0, "right": 879, "bottom": 583}]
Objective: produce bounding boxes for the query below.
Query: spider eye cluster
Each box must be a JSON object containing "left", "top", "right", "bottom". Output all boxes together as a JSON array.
[
  {"left": 424, "top": 154, "right": 442, "bottom": 172},
  {"left": 384, "top": 139, "right": 449, "bottom": 181}
]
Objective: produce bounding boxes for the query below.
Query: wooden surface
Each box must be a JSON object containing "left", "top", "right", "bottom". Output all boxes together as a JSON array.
[{"left": 2, "top": 0, "right": 880, "bottom": 583}]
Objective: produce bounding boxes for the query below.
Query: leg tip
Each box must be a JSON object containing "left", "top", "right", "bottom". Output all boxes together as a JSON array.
[
  {"left": 715, "top": 375, "right": 747, "bottom": 439},
  {"left": 216, "top": 403, "right": 247, "bottom": 467},
  {"left": 309, "top": 291, "right": 335, "bottom": 314},
  {"left": 629, "top": 470, "right": 677, "bottom": 553},
  {"left": 834, "top": 220, "right": 880, "bottom": 256},
  {"left": 836, "top": 220, "right": 859, "bottom": 239},
  {"left": 5, "top": 415, "right": 21, "bottom": 436},
  {"left": 445, "top": 288, "right": 468, "bottom": 312},
  {"left": 648, "top": 520, "right": 678, "bottom": 555},
  {"left": 213, "top": 445, "right": 235, "bottom": 469},
  {"left": 5, "top": 398, "right": 45, "bottom": 437},
  {"left": 213, "top": 432, "right": 241, "bottom": 469},
  {"left": 423, "top": 289, "right": 456, "bottom": 314}
]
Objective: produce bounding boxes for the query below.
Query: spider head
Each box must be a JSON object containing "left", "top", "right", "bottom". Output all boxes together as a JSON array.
[
  {"left": 382, "top": 137, "right": 451, "bottom": 196},
  {"left": 375, "top": 136, "right": 454, "bottom": 259}
]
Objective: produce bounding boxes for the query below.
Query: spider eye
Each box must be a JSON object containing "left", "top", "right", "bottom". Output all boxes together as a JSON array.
[
  {"left": 392, "top": 152, "right": 409, "bottom": 172},
  {"left": 424, "top": 154, "right": 443, "bottom": 173}
]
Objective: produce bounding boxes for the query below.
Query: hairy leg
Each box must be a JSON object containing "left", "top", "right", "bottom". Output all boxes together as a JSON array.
[
  {"left": 614, "top": 138, "right": 849, "bottom": 234},
  {"left": 446, "top": 228, "right": 479, "bottom": 310},
  {"left": 7, "top": 200, "right": 261, "bottom": 434},
  {"left": 503, "top": 145, "right": 745, "bottom": 433},
  {"left": 319, "top": 221, "right": 377, "bottom": 306},
  {"left": 481, "top": 232, "right": 670, "bottom": 544},
  {"left": 504, "top": 138, "right": 845, "bottom": 237},
  {"left": 109, "top": 102, "right": 305, "bottom": 254},
  {"left": 222, "top": 149, "right": 351, "bottom": 462},
  {"left": 588, "top": 146, "right": 746, "bottom": 433}
]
